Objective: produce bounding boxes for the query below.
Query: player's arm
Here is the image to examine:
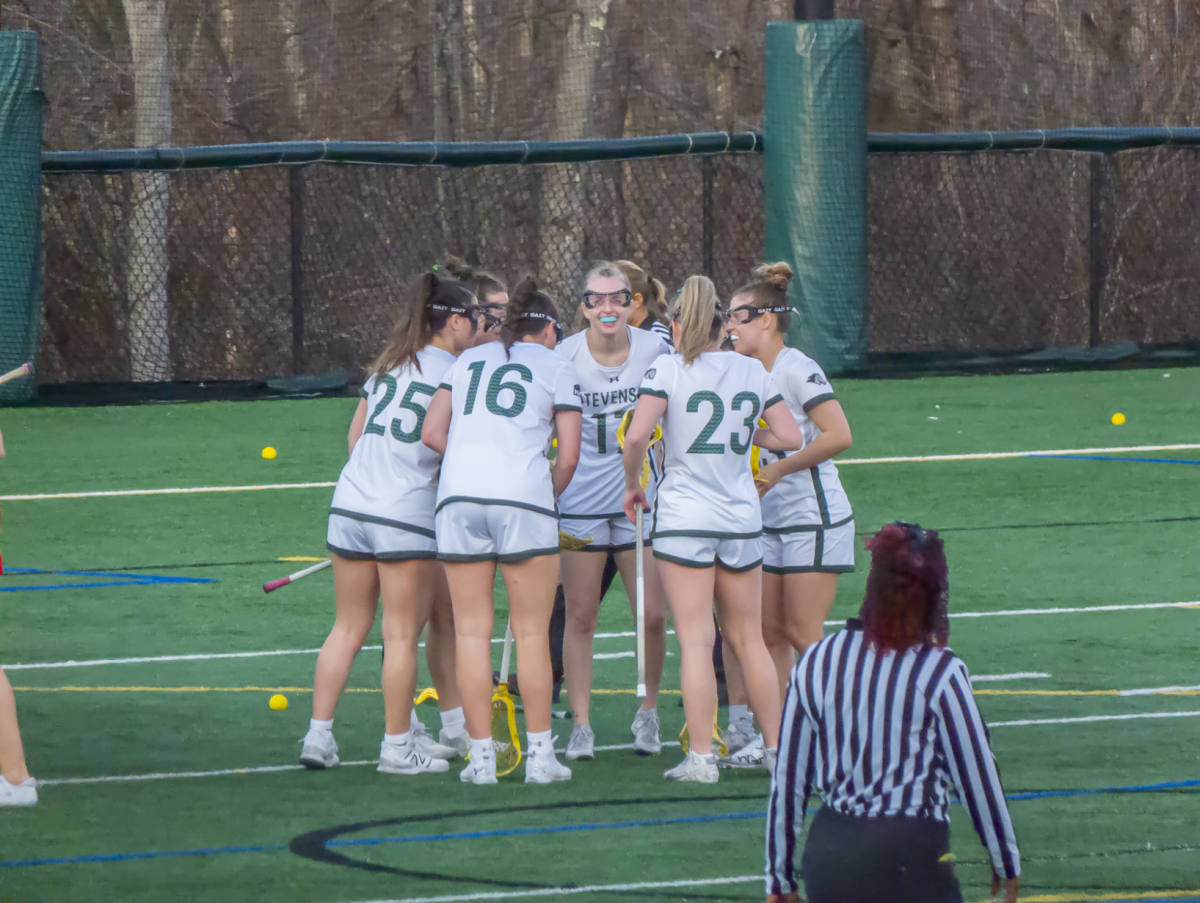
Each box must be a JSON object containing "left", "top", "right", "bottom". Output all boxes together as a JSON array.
[
  {"left": 756, "top": 400, "right": 851, "bottom": 495},
  {"left": 621, "top": 394, "right": 666, "bottom": 522},
  {"left": 550, "top": 408, "right": 582, "bottom": 497},
  {"left": 0, "top": 426, "right": 5, "bottom": 458},
  {"left": 753, "top": 397, "right": 803, "bottom": 451},
  {"left": 347, "top": 399, "right": 368, "bottom": 456},
  {"left": 421, "top": 387, "right": 452, "bottom": 455}
]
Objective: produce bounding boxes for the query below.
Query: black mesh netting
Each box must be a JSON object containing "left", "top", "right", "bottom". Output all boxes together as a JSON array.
[
  {"left": 41, "top": 145, "right": 1200, "bottom": 384},
  {"left": 40, "top": 154, "right": 764, "bottom": 383}
]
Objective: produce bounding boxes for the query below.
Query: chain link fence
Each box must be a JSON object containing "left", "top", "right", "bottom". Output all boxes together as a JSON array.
[{"left": 39, "top": 140, "right": 1200, "bottom": 387}]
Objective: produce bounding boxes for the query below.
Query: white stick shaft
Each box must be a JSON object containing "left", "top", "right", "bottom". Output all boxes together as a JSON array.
[
  {"left": 498, "top": 621, "right": 514, "bottom": 685},
  {"left": 0, "top": 362, "right": 31, "bottom": 386},
  {"left": 288, "top": 559, "right": 331, "bottom": 581},
  {"left": 635, "top": 506, "right": 646, "bottom": 698}
]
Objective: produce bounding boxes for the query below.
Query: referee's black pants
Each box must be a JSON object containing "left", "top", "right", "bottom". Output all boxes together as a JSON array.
[{"left": 801, "top": 807, "right": 963, "bottom": 903}]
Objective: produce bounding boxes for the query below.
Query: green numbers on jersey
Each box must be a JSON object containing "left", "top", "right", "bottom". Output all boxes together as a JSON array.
[
  {"left": 363, "top": 376, "right": 437, "bottom": 444},
  {"left": 485, "top": 363, "right": 532, "bottom": 418},
  {"left": 684, "top": 390, "right": 761, "bottom": 455},
  {"left": 462, "top": 360, "right": 486, "bottom": 414}
]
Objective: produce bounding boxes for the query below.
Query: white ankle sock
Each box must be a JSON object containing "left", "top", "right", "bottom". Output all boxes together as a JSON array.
[
  {"left": 310, "top": 718, "right": 333, "bottom": 734},
  {"left": 527, "top": 729, "right": 554, "bottom": 756},
  {"left": 469, "top": 737, "right": 495, "bottom": 763},
  {"left": 440, "top": 706, "right": 466, "bottom": 737},
  {"left": 383, "top": 731, "right": 411, "bottom": 749},
  {"left": 728, "top": 705, "right": 752, "bottom": 728},
  {"left": 409, "top": 709, "right": 422, "bottom": 731}
]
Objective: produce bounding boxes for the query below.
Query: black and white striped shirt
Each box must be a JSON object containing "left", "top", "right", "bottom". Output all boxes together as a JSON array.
[{"left": 765, "top": 619, "right": 1020, "bottom": 895}]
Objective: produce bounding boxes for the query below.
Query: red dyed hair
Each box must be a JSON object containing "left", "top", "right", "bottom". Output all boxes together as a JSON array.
[{"left": 858, "top": 522, "right": 949, "bottom": 652}]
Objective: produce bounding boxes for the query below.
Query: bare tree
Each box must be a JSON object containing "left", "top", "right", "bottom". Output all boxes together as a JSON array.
[{"left": 123, "top": 0, "right": 171, "bottom": 381}]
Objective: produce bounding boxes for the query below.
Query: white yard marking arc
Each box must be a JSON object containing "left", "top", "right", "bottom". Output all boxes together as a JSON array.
[
  {"left": 5, "top": 443, "right": 1199, "bottom": 502},
  {"left": 991, "top": 710, "right": 1200, "bottom": 728},
  {"left": 971, "top": 672, "right": 1050, "bottom": 682},
  {"left": 318, "top": 875, "right": 764, "bottom": 903}
]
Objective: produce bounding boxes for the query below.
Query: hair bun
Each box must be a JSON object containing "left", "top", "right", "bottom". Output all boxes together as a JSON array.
[
  {"left": 442, "top": 254, "right": 474, "bottom": 282},
  {"left": 752, "top": 261, "right": 793, "bottom": 290}
]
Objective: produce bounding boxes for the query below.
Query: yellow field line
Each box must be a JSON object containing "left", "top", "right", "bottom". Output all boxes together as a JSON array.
[
  {"left": 278, "top": 556, "right": 327, "bottom": 562},
  {"left": 995, "top": 889, "right": 1200, "bottom": 903},
  {"left": 13, "top": 685, "right": 683, "bottom": 695}
]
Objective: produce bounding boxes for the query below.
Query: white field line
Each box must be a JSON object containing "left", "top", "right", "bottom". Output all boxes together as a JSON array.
[
  {"left": 1120, "top": 684, "right": 1200, "bottom": 697},
  {"left": 1, "top": 631, "right": 663, "bottom": 672},
  {"left": 35, "top": 703, "right": 1200, "bottom": 787},
  {"left": 991, "top": 710, "right": 1200, "bottom": 728},
  {"left": 821, "top": 599, "right": 1198, "bottom": 629},
  {"left": 6, "top": 443, "right": 1199, "bottom": 502},
  {"left": 318, "top": 875, "right": 763, "bottom": 903}
]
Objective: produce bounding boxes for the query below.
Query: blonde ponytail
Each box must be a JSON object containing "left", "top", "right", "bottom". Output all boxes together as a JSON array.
[
  {"left": 616, "top": 260, "right": 668, "bottom": 327},
  {"left": 671, "top": 275, "right": 723, "bottom": 365}
]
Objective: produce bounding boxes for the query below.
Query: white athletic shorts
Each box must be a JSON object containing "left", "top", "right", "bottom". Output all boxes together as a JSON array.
[
  {"left": 326, "top": 511, "right": 438, "bottom": 562},
  {"left": 558, "top": 513, "right": 649, "bottom": 552},
  {"left": 651, "top": 534, "right": 762, "bottom": 572},
  {"left": 435, "top": 501, "right": 560, "bottom": 564},
  {"left": 762, "top": 519, "right": 856, "bottom": 574}
]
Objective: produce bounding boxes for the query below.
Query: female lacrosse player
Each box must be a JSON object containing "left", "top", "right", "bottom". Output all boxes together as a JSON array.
[
  {"left": 443, "top": 255, "right": 509, "bottom": 345},
  {"left": 622, "top": 276, "right": 804, "bottom": 783},
  {"left": 301, "top": 272, "right": 478, "bottom": 777},
  {"left": 557, "top": 262, "right": 670, "bottom": 760},
  {"left": 422, "top": 277, "right": 582, "bottom": 785},
  {"left": 616, "top": 259, "right": 672, "bottom": 345},
  {"left": 721, "top": 263, "right": 855, "bottom": 768}
]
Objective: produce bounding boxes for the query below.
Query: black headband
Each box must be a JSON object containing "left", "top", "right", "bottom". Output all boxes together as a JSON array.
[{"left": 892, "top": 521, "right": 930, "bottom": 549}]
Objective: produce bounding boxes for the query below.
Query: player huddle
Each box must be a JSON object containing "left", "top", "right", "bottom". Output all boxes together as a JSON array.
[{"left": 301, "top": 256, "right": 855, "bottom": 785}]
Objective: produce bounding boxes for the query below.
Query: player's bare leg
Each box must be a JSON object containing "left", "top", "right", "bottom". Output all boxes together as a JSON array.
[
  {"left": 0, "top": 668, "right": 31, "bottom": 785},
  {"left": 561, "top": 549, "right": 607, "bottom": 726},
  {"left": 761, "top": 570, "right": 796, "bottom": 699},
  {"left": 714, "top": 566, "right": 780, "bottom": 752},
  {"left": 785, "top": 572, "right": 839, "bottom": 654},
  {"left": 501, "top": 554, "right": 559, "bottom": 735},
  {"left": 312, "top": 555, "right": 379, "bottom": 721},
  {"left": 378, "top": 560, "right": 437, "bottom": 735},
  {"left": 442, "top": 561, "right": 498, "bottom": 740},
  {"left": 657, "top": 560, "right": 719, "bottom": 756},
  {"left": 425, "top": 567, "right": 463, "bottom": 711}
]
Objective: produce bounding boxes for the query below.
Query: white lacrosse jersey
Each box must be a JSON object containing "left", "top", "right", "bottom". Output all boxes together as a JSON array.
[
  {"left": 757, "top": 347, "right": 853, "bottom": 530},
  {"left": 556, "top": 326, "right": 669, "bottom": 518},
  {"left": 639, "top": 351, "right": 784, "bottom": 538},
  {"left": 330, "top": 345, "right": 456, "bottom": 535},
  {"left": 436, "top": 341, "right": 582, "bottom": 517}
]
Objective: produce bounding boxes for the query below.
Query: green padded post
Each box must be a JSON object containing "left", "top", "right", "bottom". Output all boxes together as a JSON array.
[
  {"left": 764, "top": 20, "right": 867, "bottom": 375},
  {"left": 0, "top": 31, "right": 42, "bottom": 405}
]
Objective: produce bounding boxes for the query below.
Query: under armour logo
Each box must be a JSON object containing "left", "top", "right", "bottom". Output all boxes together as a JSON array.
[
  {"left": 806, "top": 373, "right": 828, "bottom": 386},
  {"left": 609, "top": 376, "right": 620, "bottom": 383}
]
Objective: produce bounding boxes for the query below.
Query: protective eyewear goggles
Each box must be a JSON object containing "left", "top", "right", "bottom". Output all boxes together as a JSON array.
[
  {"left": 581, "top": 290, "right": 632, "bottom": 310},
  {"left": 728, "top": 303, "right": 795, "bottom": 326}
]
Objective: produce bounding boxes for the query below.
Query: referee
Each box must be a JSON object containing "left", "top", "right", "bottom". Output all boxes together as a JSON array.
[{"left": 765, "top": 522, "right": 1020, "bottom": 903}]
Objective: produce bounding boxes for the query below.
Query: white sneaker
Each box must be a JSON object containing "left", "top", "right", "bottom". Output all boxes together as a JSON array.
[
  {"left": 723, "top": 721, "right": 756, "bottom": 755},
  {"left": 438, "top": 728, "right": 470, "bottom": 759},
  {"left": 0, "top": 775, "right": 37, "bottom": 806},
  {"left": 459, "top": 754, "right": 498, "bottom": 785},
  {"left": 525, "top": 752, "right": 572, "bottom": 784},
  {"left": 565, "top": 723, "right": 595, "bottom": 761},
  {"left": 378, "top": 741, "right": 451, "bottom": 775},
  {"left": 718, "top": 733, "right": 765, "bottom": 769},
  {"left": 664, "top": 750, "right": 719, "bottom": 783},
  {"left": 412, "top": 720, "right": 458, "bottom": 760},
  {"left": 299, "top": 730, "right": 339, "bottom": 769},
  {"left": 631, "top": 708, "right": 662, "bottom": 755}
]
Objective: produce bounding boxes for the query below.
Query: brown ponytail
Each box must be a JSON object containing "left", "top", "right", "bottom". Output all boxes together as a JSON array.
[
  {"left": 733, "top": 261, "right": 795, "bottom": 334},
  {"left": 442, "top": 254, "right": 507, "bottom": 304},
  {"left": 670, "top": 275, "right": 723, "bottom": 365},
  {"left": 369, "top": 272, "right": 475, "bottom": 378},
  {"left": 502, "top": 276, "right": 561, "bottom": 356}
]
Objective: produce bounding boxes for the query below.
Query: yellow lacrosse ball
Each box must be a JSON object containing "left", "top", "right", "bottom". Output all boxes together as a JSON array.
[
  {"left": 262, "top": 446, "right": 278, "bottom": 459},
  {"left": 268, "top": 694, "right": 288, "bottom": 711},
  {"left": 1111, "top": 413, "right": 1126, "bottom": 425}
]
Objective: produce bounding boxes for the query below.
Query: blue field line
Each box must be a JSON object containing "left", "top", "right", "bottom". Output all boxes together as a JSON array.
[
  {"left": 3, "top": 778, "right": 1197, "bottom": 869},
  {"left": 0, "top": 567, "right": 214, "bottom": 592},
  {"left": 1031, "top": 453, "right": 1200, "bottom": 466}
]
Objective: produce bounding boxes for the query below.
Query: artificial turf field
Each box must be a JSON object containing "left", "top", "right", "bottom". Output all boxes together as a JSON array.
[{"left": 1, "top": 367, "right": 1199, "bottom": 903}]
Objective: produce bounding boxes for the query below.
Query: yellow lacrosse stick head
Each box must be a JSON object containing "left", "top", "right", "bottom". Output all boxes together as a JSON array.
[
  {"left": 750, "top": 418, "right": 767, "bottom": 483},
  {"left": 616, "top": 410, "right": 664, "bottom": 491},
  {"left": 558, "top": 530, "right": 594, "bottom": 552},
  {"left": 490, "top": 684, "right": 523, "bottom": 777},
  {"left": 413, "top": 687, "right": 440, "bottom": 706},
  {"left": 678, "top": 711, "right": 729, "bottom": 758}
]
